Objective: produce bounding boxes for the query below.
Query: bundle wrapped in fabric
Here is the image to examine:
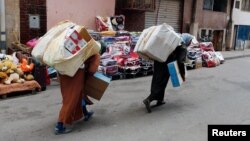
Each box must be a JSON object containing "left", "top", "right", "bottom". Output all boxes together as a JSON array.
[
  {"left": 31, "top": 21, "right": 101, "bottom": 77},
  {"left": 134, "top": 23, "right": 182, "bottom": 62},
  {"left": 32, "top": 21, "right": 75, "bottom": 61},
  {"left": 95, "top": 15, "right": 125, "bottom": 32},
  {"left": 96, "top": 16, "right": 112, "bottom": 32}
]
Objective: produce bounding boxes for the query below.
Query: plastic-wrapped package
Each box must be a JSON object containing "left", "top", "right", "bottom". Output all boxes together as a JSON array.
[{"left": 134, "top": 23, "right": 181, "bottom": 62}]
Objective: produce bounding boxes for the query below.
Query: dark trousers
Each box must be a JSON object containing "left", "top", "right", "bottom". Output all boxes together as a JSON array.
[
  {"left": 147, "top": 45, "right": 187, "bottom": 102},
  {"left": 148, "top": 59, "right": 173, "bottom": 101}
]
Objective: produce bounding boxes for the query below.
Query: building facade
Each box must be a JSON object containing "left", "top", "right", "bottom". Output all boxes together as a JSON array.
[
  {"left": 184, "top": 0, "right": 232, "bottom": 51},
  {"left": 230, "top": 0, "right": 250, "bottom": 50},
  {"left": 2, "top": 0, "right": 250, "bottom": 53},
  {"left": 116, "top": 0, "right": 235, "bottom": 51},
  {"left": 115, "top": 0, "right": 183, "bottom": 32}
]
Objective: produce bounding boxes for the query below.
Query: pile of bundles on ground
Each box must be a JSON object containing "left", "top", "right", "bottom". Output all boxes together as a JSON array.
[
  {"left": 93, "top": 17, "right": 225, "bottom": 80},
  {"left": 93, "top": 15, "right": 153, "bottom": 79},
  {"left": 42, "top": 17, "right": 224, "bottom": 80},
  {"left": 185, "top": 40, "right": 225, "bottom": 69}
]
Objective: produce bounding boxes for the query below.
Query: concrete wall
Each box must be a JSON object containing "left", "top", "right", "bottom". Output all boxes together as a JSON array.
[
  {"left": 182, "top": 0, "right": 232, "bottom": 51},
  {"left": 182, "top": 0, "right": 230, "bottom": 36},
  {"left": 194, "top": 0, "right": 230, "bottom": 29},
  {"left": 232, "top": 0, "right": 250, "bottom": 25},
  {"left": 47, "top": 0, "right": 115, "bottom": 30},
  {"left": 5, "top": 0, "right": 20, "bottom": 49},
  {"left": 233, "top": 10, "right": 250, "bottom": 25},
  {"left": 182, "top": 0, "right": 193, "bottom": 33},
  {"left": 199, "top": 11, "right": 228, "bottom": 29}
]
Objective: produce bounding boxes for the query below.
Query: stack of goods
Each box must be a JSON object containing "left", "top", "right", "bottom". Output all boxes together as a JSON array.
[
  {"left": 93, "top": 15, "right": 149, "bottom": 79},
  {"left": 100, "top": 32, "right": 140, "bottom": 77},
  {"left": 200, "top": 42, "right": 224, "bottom": 67},
  {"left": 97, "top": 30, "right": 150, "bottom": 79},
  {"left": 186, "top": 41, "right": 225, "bottom": 69},
  {"left": 94, "top": 25, "right": 156, "bottom": 79},
  {"left": 185, "top": 39, "right": 202, "bottom": 69},
  {"left": 99, "top": 54, "right": 118, "bottom": 77}
]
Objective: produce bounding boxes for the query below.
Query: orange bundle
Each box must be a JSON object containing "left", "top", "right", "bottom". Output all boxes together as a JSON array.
[{"left": 20, "top": 58, "right": 34, "bottom": 73}]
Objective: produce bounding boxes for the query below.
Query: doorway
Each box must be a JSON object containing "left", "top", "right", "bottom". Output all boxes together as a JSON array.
[{"left": 213, "top": 30, "right": 224, "bottom": 51}]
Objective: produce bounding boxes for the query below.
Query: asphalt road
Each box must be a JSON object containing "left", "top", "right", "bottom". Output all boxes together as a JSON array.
[{"left": 0, "top": 57, "right": 250, "bottom": 141}]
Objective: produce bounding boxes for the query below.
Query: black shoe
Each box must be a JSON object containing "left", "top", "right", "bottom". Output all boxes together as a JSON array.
[
  {"left": 152, "top": 101, "right": 166, "bottom": 108},
  {"left": 143, "top": 99, "right": 152, "bottom": 113},
  {"left": 156, "top": 101, "right": 165, "bottom": 106}
]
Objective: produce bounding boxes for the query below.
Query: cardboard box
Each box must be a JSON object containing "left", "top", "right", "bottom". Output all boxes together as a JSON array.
[
  {"left": 84, "top": 72, "right": 111, "bottom": 101},
  {"left": 195, "top": 58, "right": 203, "bottom": 69},
  {"left": 167, "top": 61, "right": 184, "bottom": 87},
  {"left": 64, "top": 30, "right": 87, "bottom": 55}
]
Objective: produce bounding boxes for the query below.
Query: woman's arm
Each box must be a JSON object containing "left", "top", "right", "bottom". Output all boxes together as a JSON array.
[{"left": 84, "top": 54, "right": 100, "bottom": 75}]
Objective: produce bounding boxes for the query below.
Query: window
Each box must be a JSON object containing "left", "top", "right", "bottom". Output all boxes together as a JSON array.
[
  {"left": 242, "top": 0, "right": 250, "bottom": 12},
  {"left": 235, "top": 1, "right": 240, "bottom": 9},
  {"left": 203, "top": 0, "right": 213, "bottom": 10},
  {"left": 203, "top": 0, "right": 227, "bottom": 12},
  {"left": 208, "top": 30, "right": 213, "bottom": 37},
  {"left": 200, "top": 29, "right": 213, "bottom": 42},
  {"left": 201, "top": 29, "right": 207, "bottom": 38}
]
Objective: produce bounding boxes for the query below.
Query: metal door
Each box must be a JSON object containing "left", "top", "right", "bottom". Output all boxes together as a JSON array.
[{"left": 145, "top": 0, "right": 182, "bottom": 32}]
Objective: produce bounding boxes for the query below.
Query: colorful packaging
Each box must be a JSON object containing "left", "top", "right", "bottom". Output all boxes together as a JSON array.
[{"left": 167, "top": 61, "right": 184, "bottom": 87}]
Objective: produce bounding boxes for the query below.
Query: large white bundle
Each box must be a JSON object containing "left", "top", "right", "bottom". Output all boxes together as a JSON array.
[
  {"left": 43, "top": 25, "right": 100, "bottom": 77},
  {"left": 42, "top": 25, "right": 84, "bottom": 66},
  {"left": 134, "top": 26, "right": 157, "bottom": 60},
  {"left": 134, "top": 23, "right": 181, "bottom": 62},
  {"left": 31, "top": 21, "right": 74, "bottom": 62},
  {"left": 32, "top": 21, "right": 100, "bottom": 77}
]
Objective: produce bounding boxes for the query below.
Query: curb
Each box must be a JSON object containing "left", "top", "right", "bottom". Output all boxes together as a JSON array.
[{"left": 224, "top": 54, "right": 250, "bottom": 60}]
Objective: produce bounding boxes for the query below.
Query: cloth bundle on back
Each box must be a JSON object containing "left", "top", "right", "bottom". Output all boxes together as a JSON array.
[
  {"left": 134, "top": 23, "right": 182, "bottom": 62},
  {"left": 32, "top": 21, "right": 101, "bottom": 77}
]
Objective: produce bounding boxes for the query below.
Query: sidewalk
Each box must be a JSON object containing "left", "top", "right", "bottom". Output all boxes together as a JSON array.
[{"left": 221, "top": 48, "right": 250, "bottom": 60}]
